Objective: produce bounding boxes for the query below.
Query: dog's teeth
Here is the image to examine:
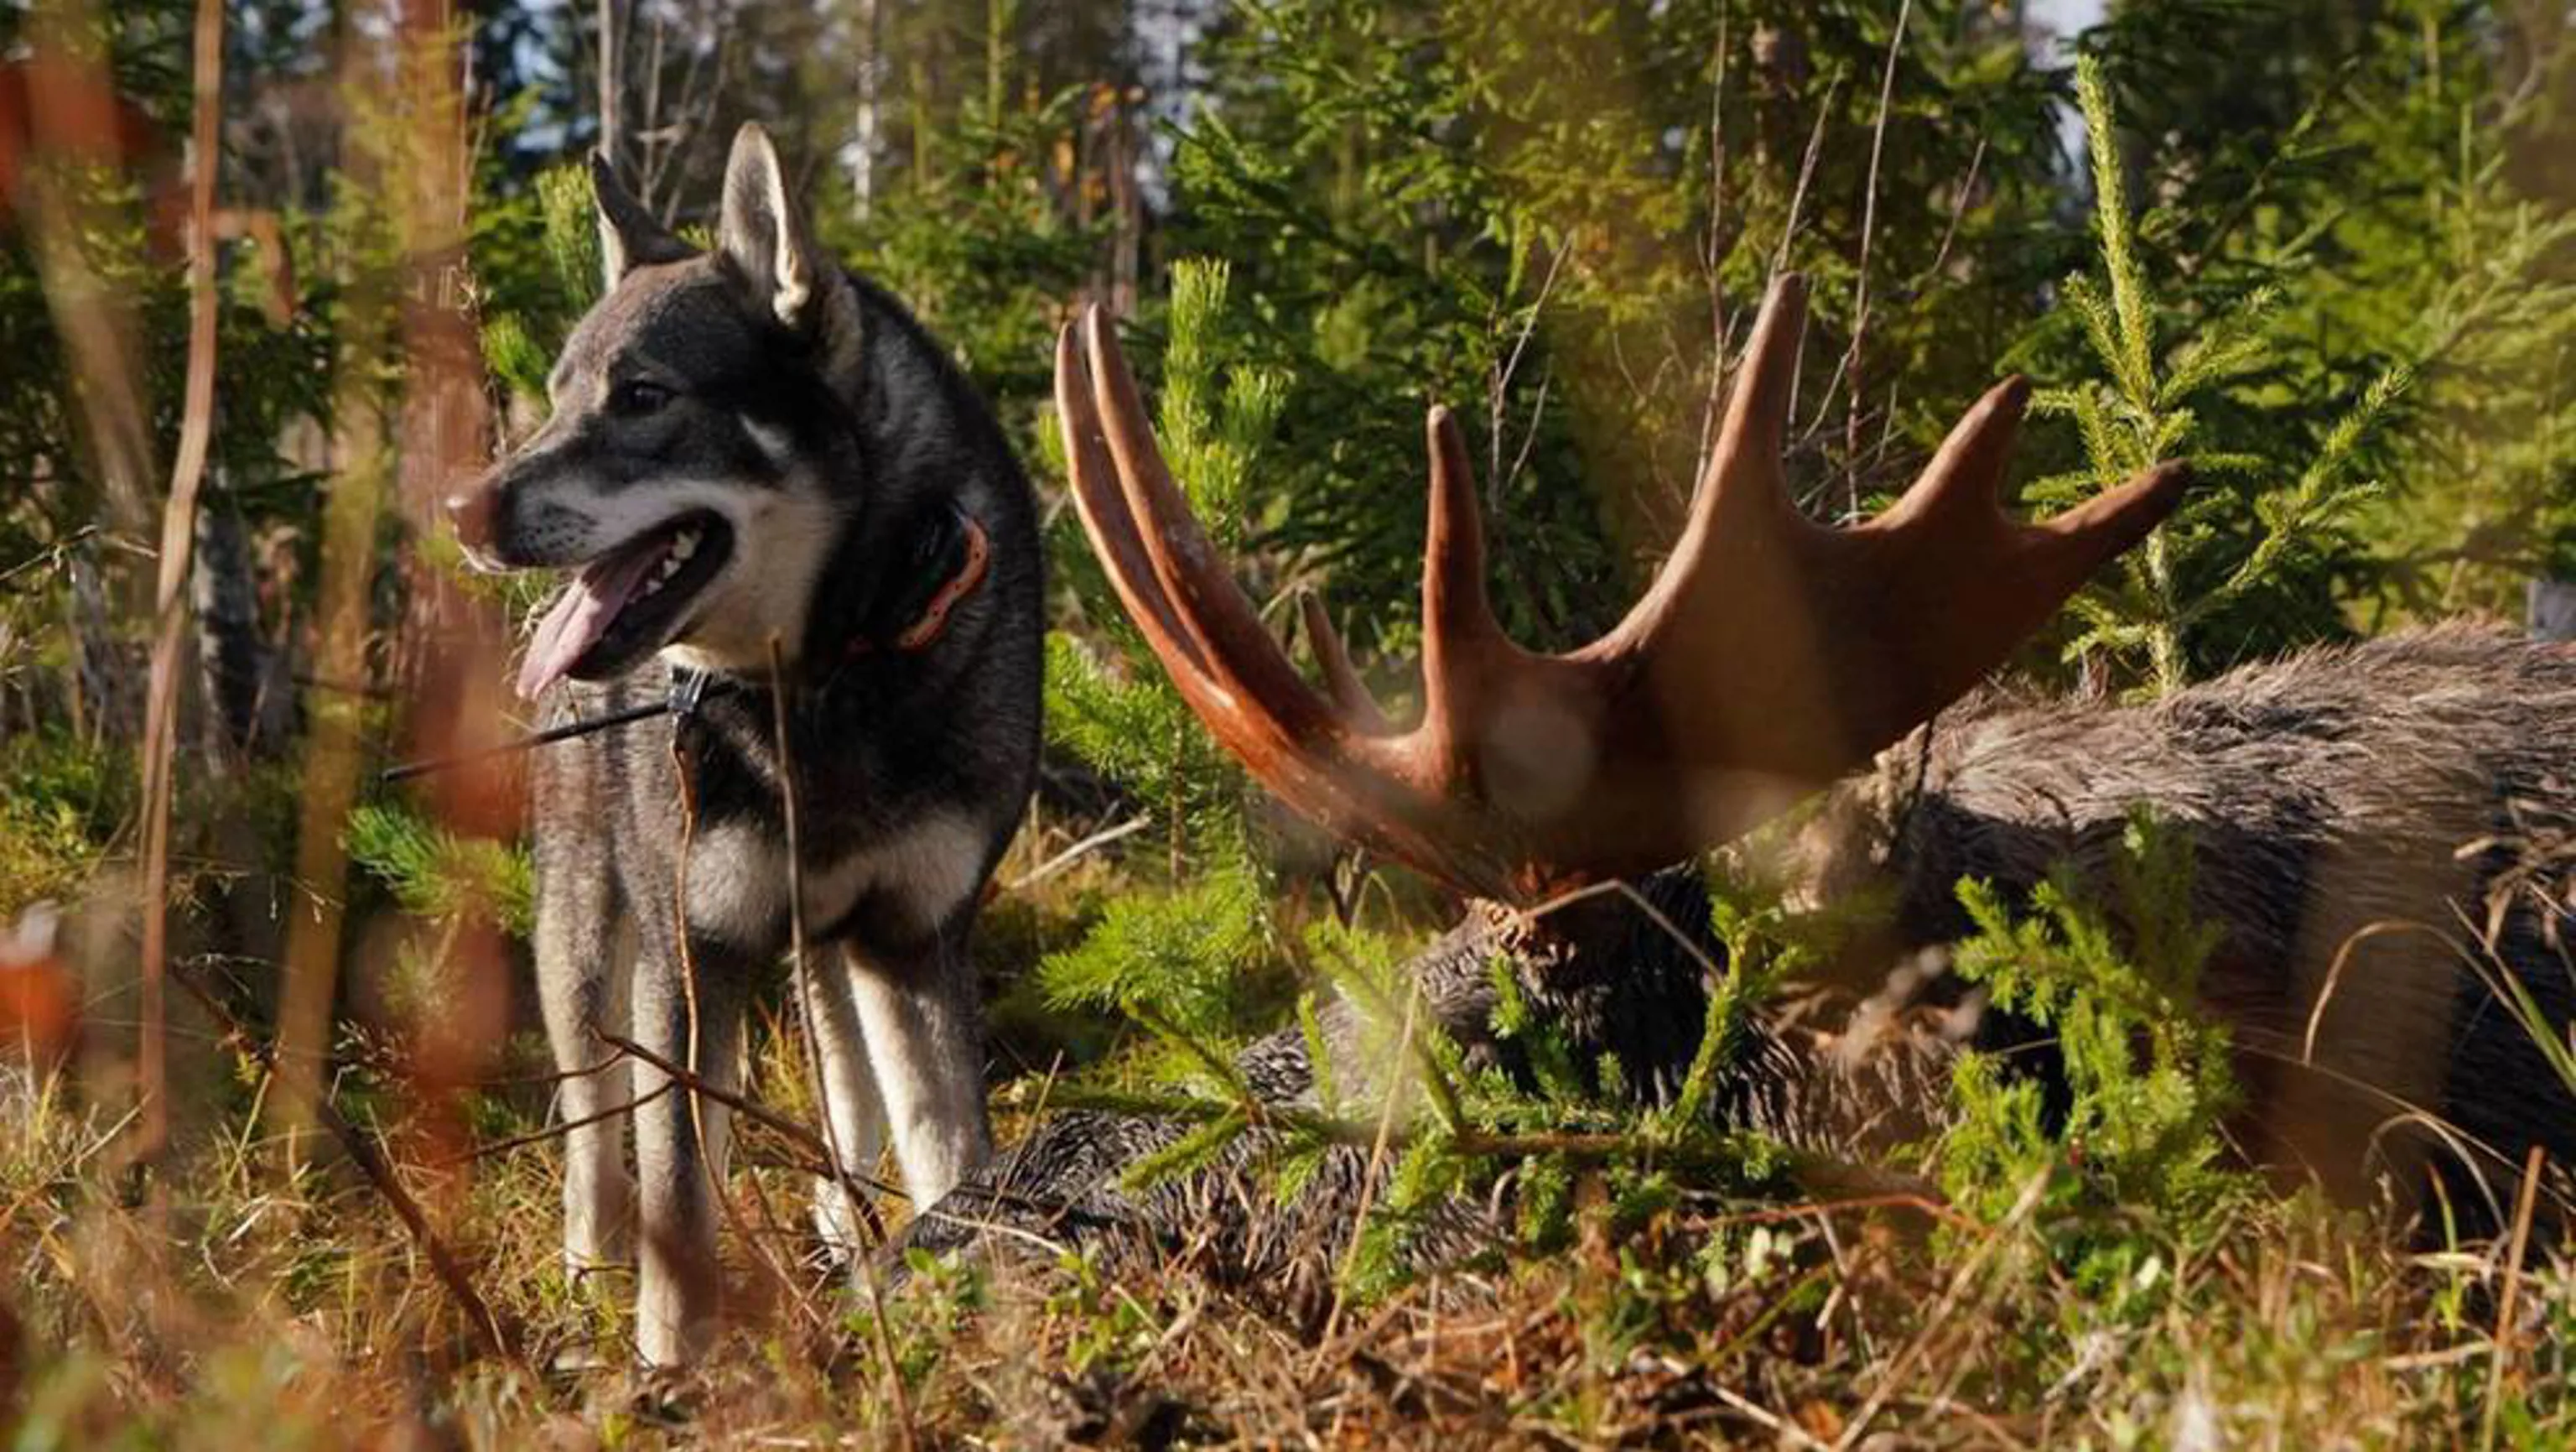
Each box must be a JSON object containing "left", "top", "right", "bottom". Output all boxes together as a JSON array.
[
  {"left": 671, "top": 529, "right": 699, "bottom": 562},
  {"left": 657, "top": 552, "right": 683, "bottom": 580}
]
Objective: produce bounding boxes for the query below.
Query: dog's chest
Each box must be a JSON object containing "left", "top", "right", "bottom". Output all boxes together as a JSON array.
[{"left": 674, "top": 810, "right": 987, "bottom": 950}]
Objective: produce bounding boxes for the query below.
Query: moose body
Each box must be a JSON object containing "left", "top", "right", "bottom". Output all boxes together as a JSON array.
[
  {"left": 1812, "top": 624, "right": 2576, "bottom": 1212},
  {"left": 917, "top": 627, "right": 2576, "bottom": 1280}
]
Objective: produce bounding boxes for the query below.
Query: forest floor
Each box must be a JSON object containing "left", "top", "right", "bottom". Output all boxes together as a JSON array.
[
  {"left": 0, "top": 752, "right": 2568, "bottom": 1447},
  {"left": 3, "top": 909, "right": 2573, "bottom": 1449}
]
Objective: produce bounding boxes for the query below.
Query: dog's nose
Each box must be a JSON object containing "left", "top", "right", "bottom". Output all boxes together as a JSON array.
[{"left": 444, "top": 476, "right": 499, "bottom": 551}]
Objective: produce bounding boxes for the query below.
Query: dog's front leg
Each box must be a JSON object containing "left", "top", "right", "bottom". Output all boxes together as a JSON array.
[
  {"left": 843, "top": 928, "right": 992, "bottom": 1210},
  {"left": 629, "top": 933, "right": 750, "bottom": 1367},
  {"left": 533, "top": 748, "right": 636, "bottom": 1284},
  {"left": 540, "top": 915, "right": 636, "bottom": 1279},
  {"left": 799, "top": 950, "right": 889, "bottom": 1261}
]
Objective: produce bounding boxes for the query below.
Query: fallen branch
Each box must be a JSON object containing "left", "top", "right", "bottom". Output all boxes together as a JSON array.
[
  {"left": 428, "top": 1080, "right": 673, "bottom": 1170},
  {"left": 593, "top": 1028, "right": 906, "bottom": 1203}
]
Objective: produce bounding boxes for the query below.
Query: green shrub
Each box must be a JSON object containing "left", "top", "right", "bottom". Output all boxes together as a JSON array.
[
  {"left": 0, "top": 734, "right": 128, "bottom": 918},
  {"left": 1938, "top": 808, "right": 2251, "bottom": 1297}
]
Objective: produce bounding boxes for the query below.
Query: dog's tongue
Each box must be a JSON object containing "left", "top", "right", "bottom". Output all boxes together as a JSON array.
[{"left": 516, "top": 542, "right": 664, "bottom": 700}]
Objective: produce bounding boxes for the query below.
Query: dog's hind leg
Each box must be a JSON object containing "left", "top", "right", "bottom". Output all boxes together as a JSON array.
[
  {"left": 535, "top": 768, "right": 636, "bottom": 1282},
  {"left": 629, "top": 934, "right": 749, "bottom": 1367},
  {"left": 844, "top": 926, "right": 992, "bottom": 1211},
  {"left": 799, "top": 952, "right": 890, "bottom": 1261}
]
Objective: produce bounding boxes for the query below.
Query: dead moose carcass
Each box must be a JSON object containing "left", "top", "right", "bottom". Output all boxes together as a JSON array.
[{"left": 910, "top": 277, "right": 2576, "bottom": 1284}]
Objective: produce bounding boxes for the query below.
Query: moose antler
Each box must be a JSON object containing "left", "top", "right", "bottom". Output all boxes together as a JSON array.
[{"left": 1057, "top": 274, "right": 2189, "bottom": 903}]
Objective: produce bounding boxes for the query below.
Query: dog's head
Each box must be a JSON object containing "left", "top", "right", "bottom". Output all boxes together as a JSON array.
[{"left": 448, "top": 124, "right": 871, "bottom": 697}]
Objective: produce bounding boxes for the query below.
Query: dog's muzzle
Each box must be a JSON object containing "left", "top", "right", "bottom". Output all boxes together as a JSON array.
[{"left": 444, "top": 471, "right": 507, "bottom": 568}]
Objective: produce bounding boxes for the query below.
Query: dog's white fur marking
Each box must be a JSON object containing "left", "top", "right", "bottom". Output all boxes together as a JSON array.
[
  {"left": 800, "top": 956, "right": 891, "bottom": 1256},
  {"left": 742, "top": 418, "right": 796, "bottom": 471},
  {"left": 631, "top": 1045, "right": 735, "bottom": 1368},
  {"left": 844, "top": 939, "right": 989, "bottom": 1208},
  {"left": 548, "top": 913, "right": 637, "bottom": 1278},
  {"left": 761, "top": 162, "right": 810, "bottom": 325},
  {"left": 681, "top": 821, "right": 787, "bottom": 946},
  {"left": 861, "top": 810, "right": 993, "bottom": 929},
  {"left": 685, "top": 809, "right": 989, "bottom": 950},
  {"left": 519, "top": 465, "right": 845, "bottom": 678},
  {"left": 662, "top": 485, "right": 843, "bottom": 675}
]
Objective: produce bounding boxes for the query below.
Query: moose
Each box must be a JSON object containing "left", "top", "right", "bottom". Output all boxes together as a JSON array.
[{"left": 907, "top": 275, "right": 2576, "bottom": 1283}]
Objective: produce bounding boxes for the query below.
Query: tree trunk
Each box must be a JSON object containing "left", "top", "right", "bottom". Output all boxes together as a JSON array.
[
  {"left": 2530, "top": 577, "right": 2576, "bottom": 642},
  {"left": 64, "top": 545, "right": 131, "bottom": 744},
  {"left": 190, "top": 491, "right": 270, "bottom": 762},
  {"left": 595, "top": 0, "right": 622, "bottom": 172},
  {"left": 849, "top": 0, "right": 880, "bottom": 222}
]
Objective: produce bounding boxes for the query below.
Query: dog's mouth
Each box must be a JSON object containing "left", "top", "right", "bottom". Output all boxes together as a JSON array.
[{"left": 516, "top": 511, "right": 735, "bottom": 699}]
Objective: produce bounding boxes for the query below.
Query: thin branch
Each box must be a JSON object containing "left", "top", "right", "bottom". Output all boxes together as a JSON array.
[
  {"left": 1832, "top": 1167, "right": 2051, "bottom": 1450},
  {"left": 768, "top": 633, "right": 916, "bottom": 1449},
  {"left": 1912, "top": 136, "right": 1986, "bottom": 296},
  {"left": 132, "top": 0, "right": 228, "bottom": 1165},
  {"left": 1772, "top": 68, "right": 1844, "bottom": 276},
  {"left": 1697, "top": 9, "right": 1734, "bottom": 471},
  {"left": 1007, "top": 814, "right": 1151, "bottom": 893},
  {"left": 1842, "top": 0, "right": 1912, "bottom": 519},
  {"left": 428, "top": 1080, "right": 670, "bottom": 1169},
  {"left": 2480, "top": 1143, "right": 2548, "bottom": 1452},
  {"left": 593, "top": 1029, "right": 905, "bottom": 1202},
  {"left": 1489, "top": 240, "right": 1569, "bottom": 496},
  {"left": 1320, "top": 978, "right": 1423, "bottom": 1344}
]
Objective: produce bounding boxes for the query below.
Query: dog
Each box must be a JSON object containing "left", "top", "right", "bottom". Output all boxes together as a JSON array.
[{"left": 444, "top": 123, "right": 1041, "bottom": 1366}]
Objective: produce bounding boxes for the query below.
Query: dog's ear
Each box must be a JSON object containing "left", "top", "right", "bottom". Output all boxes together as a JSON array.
[
  {"left": 591, "top": 152, "right": 692, "bottom": 289},
  {"left": 718, "top": 123, "right": 833, "bottom": 332}
]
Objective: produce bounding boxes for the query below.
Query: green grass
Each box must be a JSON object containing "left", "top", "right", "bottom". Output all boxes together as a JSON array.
[{"left": 0, "top": 731, "right": 130, "bottom": 919}]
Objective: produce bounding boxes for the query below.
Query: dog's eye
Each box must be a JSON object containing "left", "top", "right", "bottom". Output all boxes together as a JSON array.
[{"left": 611, "top": 380, "right": 674, "bottom": 416}]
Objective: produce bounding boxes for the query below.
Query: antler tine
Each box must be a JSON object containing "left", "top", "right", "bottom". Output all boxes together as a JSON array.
[
  {"left": 1598, "top": 272, "right": 1813, "bottom": 658},
  {"left": 2002, "top": 459, "right": 2194, "bottom": 605},
  {"left": 1874, "top": 368, "right": 2189, "bottom": 580},
  {"left": 1845, "top": 377, "right": 2192, "bottom": 720},
  {"left": 1707, "top": 272, "right": 1806, "bottom": 480},
  {"left": 1869, "top": 374, "right": 2031, "bottom": 540},
  {"left": 1298, "top": 590, "right": 1395, "bottom": 735},
  {"left": 1055, "top": 322, "right": 1213, "bottom": 682},
  {"left": 1062, "top": 310, "right": 1509, "bottom": 894},
  {"left": 1079, "top": 307, "right": 1346, "bottom": 751},
  {"left": 1417, "top": 406, "right": 1519, "bottom": 737}
]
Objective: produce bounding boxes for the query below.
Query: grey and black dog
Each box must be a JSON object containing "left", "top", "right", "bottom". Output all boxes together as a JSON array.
[{"left": 444, "top": 124, "right": 1041, "bottom": 1366}]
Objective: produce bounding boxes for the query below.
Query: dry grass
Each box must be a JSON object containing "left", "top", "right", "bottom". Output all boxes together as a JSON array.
[
  {"left": 0, "top": 805, "right": 2569, "bottom": 1446},
  {"left": 3, "top": 995, "right": 2573, "bottom": 1451},
  {"left": 2, "top": 732, "right": 2568, "bottom": 1446}
]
